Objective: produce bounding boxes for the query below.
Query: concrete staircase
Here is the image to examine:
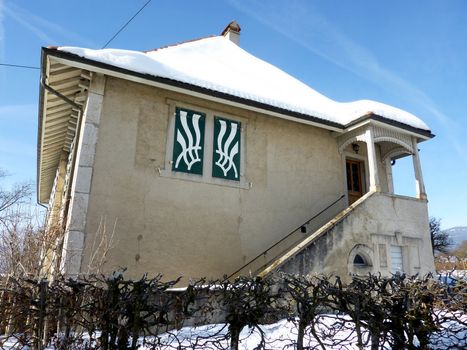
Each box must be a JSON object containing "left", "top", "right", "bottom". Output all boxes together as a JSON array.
[
  {"left": 256, "top": 191, "right": 434, "bottom": 280},
  {"left": 257, "top": 192, "right": 374, "bottom": 278},
  {"left": 227, "top": 193, "right": 371, "bottom": 279}
]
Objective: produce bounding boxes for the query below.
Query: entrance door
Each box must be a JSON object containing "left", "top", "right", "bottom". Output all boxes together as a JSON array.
[{"left": 346, "top": 159, "right": 364, "bottom": 205}]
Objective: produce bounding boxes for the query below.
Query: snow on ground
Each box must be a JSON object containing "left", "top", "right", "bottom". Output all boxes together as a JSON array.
[
  {"left": 57, "top": 36, "right": 429, "bottom": 132},
  {"left": 438, "top": 270, "right": 467, "bottom": 281},
  {"left": 150, "top": 314, "right": 466, "bottom": 350},
  {"left": 2, "top": 313, "right": 465, "bottom": 349}
]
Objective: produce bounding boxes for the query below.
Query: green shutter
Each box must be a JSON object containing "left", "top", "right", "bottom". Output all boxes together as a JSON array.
[
  {"left": 172, "top": 107, "right": 205, "bottom": 175},
  {"left": 212, "top": 117, "right": 241, "bottom": 181}
]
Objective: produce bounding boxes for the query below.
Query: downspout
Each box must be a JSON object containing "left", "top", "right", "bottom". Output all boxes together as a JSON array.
[{"left": 41, "top": 77, "right": 83, "bottom": 110}]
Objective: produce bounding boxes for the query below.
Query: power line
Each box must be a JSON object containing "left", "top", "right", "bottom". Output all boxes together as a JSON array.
[
  {"left": 0, "top": 63, "right": 39, "bottom": 70},
  {"left": 102, "top": 0, "right": 152, "bottom": 49},
  {"left": 1, "top": 1, "right": 152, "bottom": 70}
]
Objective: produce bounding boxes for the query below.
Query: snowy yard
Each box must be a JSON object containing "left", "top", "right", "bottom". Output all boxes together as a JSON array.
[
  {"left": 1, "top": 273, "right": 465, "bottom": 349},
  {"left": 2, "top": 313, "right": 466, "bottom": 350}
]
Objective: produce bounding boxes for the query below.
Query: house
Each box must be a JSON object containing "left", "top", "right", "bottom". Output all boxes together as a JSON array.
[{"left": 37, "top": 22, "right": 435, "bottom": 281}]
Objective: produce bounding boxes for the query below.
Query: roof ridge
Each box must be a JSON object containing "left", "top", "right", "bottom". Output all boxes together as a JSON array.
[{"left": 143, "top": 35, "right": 217, "bottom": 53}]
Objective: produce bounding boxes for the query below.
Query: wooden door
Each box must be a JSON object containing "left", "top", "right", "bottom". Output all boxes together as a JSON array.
[{"left": 346, "top": 159, "right": 364, "bottom": 205}]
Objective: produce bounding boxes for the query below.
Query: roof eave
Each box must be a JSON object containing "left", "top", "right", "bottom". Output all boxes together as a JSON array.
[
  {"left": 37, "top": 47, "right": 87, "bottom": 205},
  {"left": 37, "top": 48, "right": 49, "bottom": 205},
  {"left": 42, "top": 48, "right": 346, "bottom": 132},
  {"left": 345, "top": 113, "right": 434, "bottom": 140}
]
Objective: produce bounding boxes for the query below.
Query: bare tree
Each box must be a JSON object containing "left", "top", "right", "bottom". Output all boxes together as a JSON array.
[
  {"left": 86, "top": 217, "right": 118, "bottom": 275},
  {"left": 0, "top": 169, "right": 45, "bottom": 277},
  {"left": 430, "top": 217, "right": 452, "bottom": 255},
  {"left": 0, "top": 169, "right": 32, "bottom": 225}
]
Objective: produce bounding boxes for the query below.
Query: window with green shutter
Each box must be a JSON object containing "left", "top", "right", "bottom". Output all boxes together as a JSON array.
[
  {"left": 212, "top": 117, "right": 241, "bottom": 181},
  {"left": 172, "top": 107, "right": 205, "bottom": 175}
]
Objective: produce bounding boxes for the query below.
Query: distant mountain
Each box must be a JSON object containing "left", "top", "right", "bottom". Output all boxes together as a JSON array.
[{"left": 444, "top": 226, "right": 467, "bottom": 247}]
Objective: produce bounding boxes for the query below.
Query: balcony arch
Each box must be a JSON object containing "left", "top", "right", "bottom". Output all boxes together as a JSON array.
[{"left": 337, "top": 123, "right": 426, "bottom": 200}]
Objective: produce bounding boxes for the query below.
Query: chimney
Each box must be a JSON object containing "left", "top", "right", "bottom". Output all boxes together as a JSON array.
[{"left": 221, "top": 20, "right": 241, "bottom": 45}]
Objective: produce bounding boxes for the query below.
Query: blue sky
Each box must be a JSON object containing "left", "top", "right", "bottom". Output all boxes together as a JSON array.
[{"left": 0, "top": 0, "right": 466, "bottom": 229}]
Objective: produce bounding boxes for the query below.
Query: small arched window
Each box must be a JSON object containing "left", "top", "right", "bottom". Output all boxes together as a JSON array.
[
  {"left": 348, "top": 244, "right": 373, "bottom": 274},
  {"left": 353, "top": 254, "right": 367, "bottom": 266}
]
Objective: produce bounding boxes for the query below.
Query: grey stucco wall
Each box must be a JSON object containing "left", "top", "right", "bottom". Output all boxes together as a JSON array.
[{"left": 80, "top": 77, "right": 347, "bottom": 280}]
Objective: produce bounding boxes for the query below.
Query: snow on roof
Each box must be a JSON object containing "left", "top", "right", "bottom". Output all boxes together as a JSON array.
[{"left": 58, "top": 36, "right": 429, "bottom": 131}]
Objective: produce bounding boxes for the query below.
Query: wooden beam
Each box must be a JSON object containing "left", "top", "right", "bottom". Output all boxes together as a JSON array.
[
  {"left": 47, "top": 88, "right": 83, "bottom": 103},
  {"left": 44, "top": 128, "right": 68, "bottom": 138},
  {"left": 78, "top": 80, "right": 90, "bottom": 90},
  {"left": 46, "top": 103, "right": 71, "bottom": 114},
  {"left": 45, "top": 117, "right": 70, "bottom": 128},
  {"left": 43, "top": 139, "right": 66, "bottom": 150},
  {"left": 43, "top": 123, "right": 68, "bottom": 133},
  {"left": 46, "top": 109, "right": 70, "bottom": 121},
  {"left": 50, "top": 62, "right": 69, "bottom": 72},
  {"left": 80, "top": 71, "right": 91, "bottom": 80},
  {"left": 43, "top": 133, "right": 66, "bottom": 142},
  {"left": 50, "top": 76, "right": 82, "bottom": 90},
  {"left": 49, "top": 67, "right": 80, "bottom": 81}
]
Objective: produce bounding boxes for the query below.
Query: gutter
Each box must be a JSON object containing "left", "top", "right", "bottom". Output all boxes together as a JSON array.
[
  {"left": 41, "top": 77, "right": 82, "bottom": 110},
  {"left": 36, "top": 50, "right": 47, "bottom": 205}
]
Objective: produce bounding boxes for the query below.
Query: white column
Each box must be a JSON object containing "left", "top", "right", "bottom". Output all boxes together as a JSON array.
[
  {"left": 61, "top": 74, "right": 106, "bottom": 277},
  {"left": 365, "top": 127, "right": 381, "bottom": 192},
  {"left": 411, "top": 137, "right": 427, "bottom": 200},
  {"left": 385, "top": 159, "right": 394, "bottom": 194}
]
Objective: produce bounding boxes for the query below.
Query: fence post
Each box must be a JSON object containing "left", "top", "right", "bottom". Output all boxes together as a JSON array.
[{"left": 32, "top": 280, "right": 47, "bottom": 350}]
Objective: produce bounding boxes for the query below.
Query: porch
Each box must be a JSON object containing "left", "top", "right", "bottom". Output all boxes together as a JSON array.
[
  {"left": 227, "top": 121, "right": 434, "bottom": 279},
  {"left": 337, "top": 121, "right": 428, "bottom": 204}
]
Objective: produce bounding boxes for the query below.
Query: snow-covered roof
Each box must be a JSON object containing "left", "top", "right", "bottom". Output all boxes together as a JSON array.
[{"left": 57, "top": 35, "right": 429, "bottom": 132}]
